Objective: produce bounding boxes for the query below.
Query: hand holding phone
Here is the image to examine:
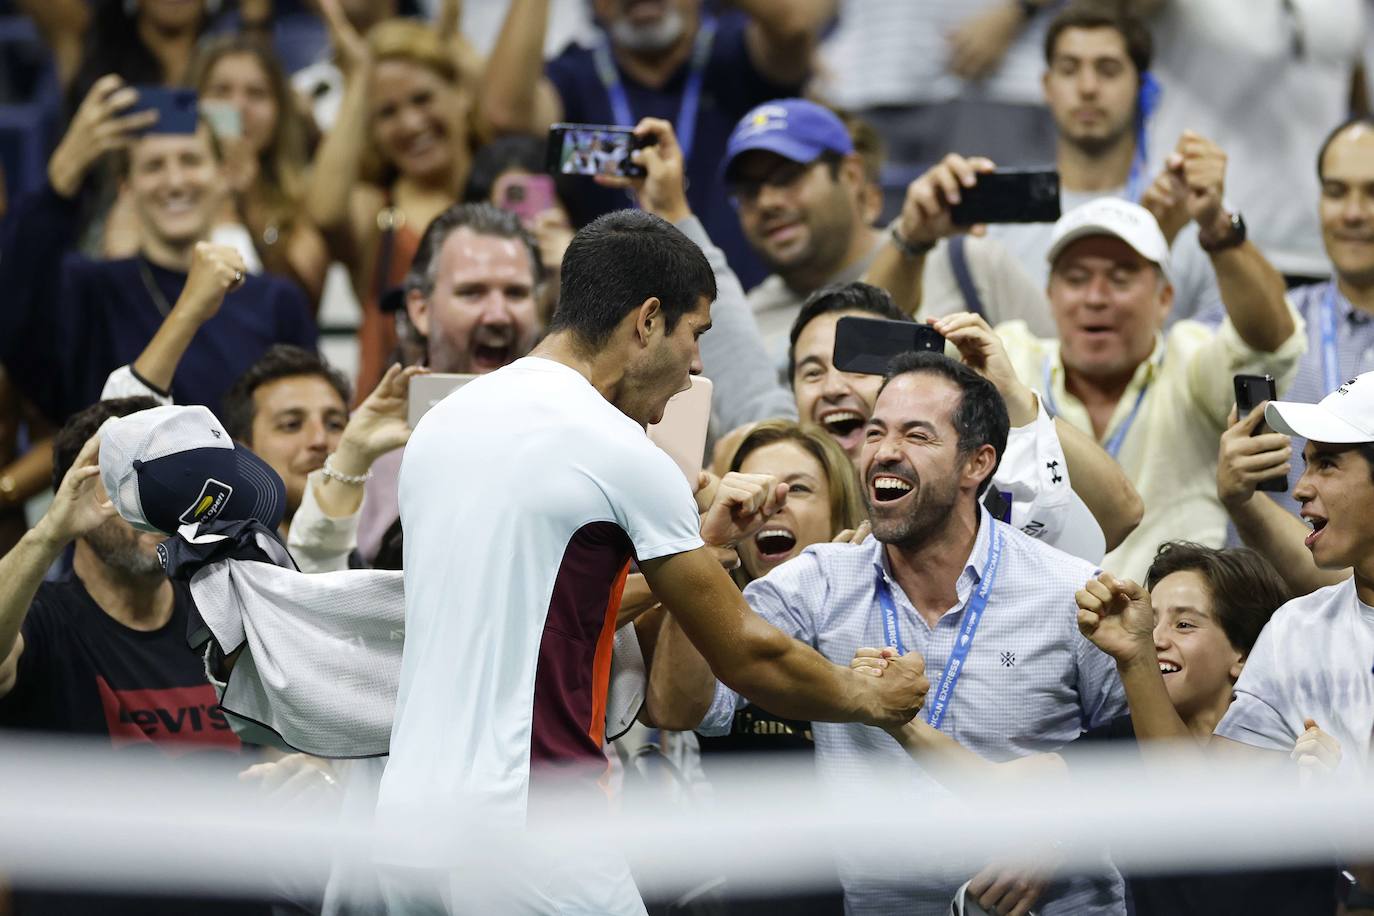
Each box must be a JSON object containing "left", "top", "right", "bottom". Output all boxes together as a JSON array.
[
  {"left": 832, "top": 316, "right": 945, "bottom": 376},
  {"left": 546, "top": 123, "right": 652, "bottom": 178},
  {"left": 948, "top": 169, "right": 1061, "bottom": 226},
  {"left": 1232, "top": 373, "right": 1287, "bottom": 492}
]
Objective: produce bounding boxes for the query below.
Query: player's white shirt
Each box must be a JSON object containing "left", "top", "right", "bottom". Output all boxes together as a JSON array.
[
  {"left": 375, "top": 357, "right": 702, "bottom": 909},
  {"left": 1217, "top": 576, "right": 1374, "bottom": 776}
]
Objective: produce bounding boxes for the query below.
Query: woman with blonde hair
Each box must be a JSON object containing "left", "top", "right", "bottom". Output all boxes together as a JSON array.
[
  {"left": 306, "top": 0, "right": 482, "bottom": 397},
  {"left": 193, "top": 34, "right": 329, "bottom": 306},
  {"left": 718, "top": 419, "right": 868, "bottom": 589}
]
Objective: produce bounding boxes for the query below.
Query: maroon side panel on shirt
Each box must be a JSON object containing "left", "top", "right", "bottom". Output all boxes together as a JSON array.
[{"left": 529, "top": 521, "right": 633, "bottom": 770}]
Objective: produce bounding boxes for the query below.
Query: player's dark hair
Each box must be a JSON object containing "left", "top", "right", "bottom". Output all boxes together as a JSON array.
[
  {"left": 877, "top": 352, "right": 1009, "bottom": 496},
  {"left": 550, "top": 210, "right": 716, "bottom": 348}
]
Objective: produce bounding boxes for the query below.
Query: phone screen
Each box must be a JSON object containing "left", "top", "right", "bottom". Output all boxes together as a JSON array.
[
  {"left": 832, "top": 316, "right": 946, "bottom": 376},
  {"left": 949, "top": 169, "right": 1061, "bottom": 226},
  {"left": 546, "top": 123, "right": 647, "bottom": 178},
  {"left": 130, "top": 86, "right": 200, "bottom": 135}
]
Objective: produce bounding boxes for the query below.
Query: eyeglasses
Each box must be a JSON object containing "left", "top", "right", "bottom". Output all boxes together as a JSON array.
[{"left": 728, "top": 157, "right": 830, "bottom": 208}]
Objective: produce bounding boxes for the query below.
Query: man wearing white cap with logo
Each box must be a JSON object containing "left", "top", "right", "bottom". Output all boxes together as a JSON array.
[
  {"left": 989, "top": 194, "right": 1304, "bottom": 580},
  {"left": 1214, "top": 372, "right": 1374, "bottom": 764},
  {"left": 1212, "top": 371, "right": 1374, "bottom": 909}
]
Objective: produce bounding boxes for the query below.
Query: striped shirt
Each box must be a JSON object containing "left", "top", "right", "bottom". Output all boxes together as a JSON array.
[{"left": 700, "top": 508, "right": 1127, "bottom": 915}]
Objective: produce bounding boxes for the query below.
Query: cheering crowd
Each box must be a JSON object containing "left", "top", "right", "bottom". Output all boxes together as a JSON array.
[{"left": 0, "top": 0, "right": 1372, "bottom": 914}]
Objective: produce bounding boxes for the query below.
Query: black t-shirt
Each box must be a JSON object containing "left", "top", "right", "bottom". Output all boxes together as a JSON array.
[
  {"left": 696, "top": 705, "right": 816, "bottom": 757},
  {"left": 545, "top": 13, "right": 802, "bottom": 290},
  {"left": 1070, "top": 714, "right": 1336, "bottom": 916},
  {"left": 0, "top": 577, "right": 269, "bottom": 915}
]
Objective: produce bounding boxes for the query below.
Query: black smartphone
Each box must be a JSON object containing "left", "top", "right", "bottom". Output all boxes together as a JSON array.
[
  {"left": 1234, "top": 373, "right": 1287, "bottom": 492},
  {"left": 949, "top": 169, "right": 1061, "bottom": 226},
  {"left": 546, "top": 123, "right": 652, "bottom": 179},
  {"left": 129, "top": 86, "right": 199, "bottom": 135},
  {"left": 832, "top": 316, "right": 945, "bottom": 376}
]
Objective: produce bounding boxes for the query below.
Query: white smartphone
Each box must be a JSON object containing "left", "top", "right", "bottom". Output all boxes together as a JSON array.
[
  {"left": 407, "top": 373, "right": 478, "bottom": 428},
  {"left": 199, "top": 100, "right": 242, "bottom": 140},
  {"left": 646, "top": 376, "right": 713, "bottom": 485}
]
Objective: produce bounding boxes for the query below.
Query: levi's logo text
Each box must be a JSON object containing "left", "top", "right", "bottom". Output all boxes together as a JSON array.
[
  {"left": 94, "top": 676, "right": 241, "bottom": 754},
  {"left": 179, "top": 478, "right": 233, "bottom": 525}
]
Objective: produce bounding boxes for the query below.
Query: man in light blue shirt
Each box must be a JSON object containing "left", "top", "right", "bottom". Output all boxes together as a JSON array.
[{"left": 649, "top": 351, "right": 1126, "bottom": 915}]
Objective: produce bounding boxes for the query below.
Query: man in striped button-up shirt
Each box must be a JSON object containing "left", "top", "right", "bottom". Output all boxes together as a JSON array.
[{"left": 649, "top": 351, "right": 1127, "bottom": 916}]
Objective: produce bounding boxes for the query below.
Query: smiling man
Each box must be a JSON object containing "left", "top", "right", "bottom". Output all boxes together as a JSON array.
[
  {"left": 0, "top": 75, "right": 316, "bottom": 426},
  {"left": 648, "top": 350, "right": 1127, "bottom": 915},
  {"left": 376, "top": 207, "right": 929, "bottom": 915},
  {"left": 992, "top": 194, "right": 1304, "bottom": 580}
]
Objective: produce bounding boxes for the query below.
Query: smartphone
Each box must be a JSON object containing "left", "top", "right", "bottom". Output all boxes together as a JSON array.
[
  {"left": 647, "top": 376, "right": 713, "bottom": 485},
  {"left": 1233, "top": 373, "right": 1287, "bottom": 492},
  {"left": 949, "top": 169, "right": 1061, "bottom": 226},
  {"left": 407, "top": 373, "right": 478, "bottom": 428},
  {"left": 494, "top": 173, "right": 557, "bottom": 224},
  {"left": 546, "top": 123, "right": 651, "bottom": 179},
  {"left": 832, "top": 316, "right": 945, "bottom": 376},
  {"left": 200, "top": 100, "right": 242, "bottom": 141},
  {"left": 129, "top": 86, "right": 199, "bottom": 135}
]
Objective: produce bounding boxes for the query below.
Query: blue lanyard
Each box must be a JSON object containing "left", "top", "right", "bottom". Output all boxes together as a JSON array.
[
  {"left": 1318, "top": 283, "right": 1343, "bottom": 395},
  {"left": 1124, "top": 72, "right": 1161, "bottom": 204},
  {"left": 1041, "top": 355, "right": 1154, "bottom": 460},
  {"left": 874, "top": 528, "right": 1005, "bottom": 731},
  {"left": 592, "top": 16, "right": 717, "bottom": 166}
]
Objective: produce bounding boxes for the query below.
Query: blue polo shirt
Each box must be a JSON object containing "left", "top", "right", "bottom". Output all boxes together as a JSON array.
[
  {"left": 0, "top": 184, "right": 317, "bottom": 423},
  {"left": 545, "top": 13, "right": 801, "bottom": 289}
]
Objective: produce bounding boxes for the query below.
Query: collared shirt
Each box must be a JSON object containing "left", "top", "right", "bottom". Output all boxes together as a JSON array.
[
  {"left": 997, "top": 310, "right": 1307, "bottom": 580},
  {"left": 1270, "top": 281, "right": 1374, "bottom": 516},
  {"left": 699, "top": 509, "right": 1127, "bottom": 916}
]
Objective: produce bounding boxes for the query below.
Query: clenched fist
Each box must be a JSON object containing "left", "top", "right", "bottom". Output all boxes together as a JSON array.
[{"left": 176, "top": 241, "right": 248, "bottom": 322}]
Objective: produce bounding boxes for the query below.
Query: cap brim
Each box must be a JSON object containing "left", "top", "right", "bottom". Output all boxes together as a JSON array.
[
  {"left": 1047, "top": 224, "right": 1172, "bottom": 283},
  {"left": 1266, "top": 401, "right": 1374, "bottom": 443},
  {"left": 722, "top": 134, "right": 828, "bottom": 181}
]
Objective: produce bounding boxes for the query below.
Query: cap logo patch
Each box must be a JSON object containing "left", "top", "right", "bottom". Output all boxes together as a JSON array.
[
  {"left": 179, "top": 478, "right": 233, "bottom": 525},
  {"left": 738, "top": 104, "right": 788, "bottom": 140},
  {"left": 1339, "top": 378, "right": 1359, "bottom": 395}
]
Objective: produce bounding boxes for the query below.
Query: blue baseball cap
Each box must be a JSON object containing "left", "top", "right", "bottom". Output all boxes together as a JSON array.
[
  {"left": 722, "top": 99, "right": 854, "bottom": 182},
  {"left": 99, "top": 405, "right": 287, "bottom": 535}
]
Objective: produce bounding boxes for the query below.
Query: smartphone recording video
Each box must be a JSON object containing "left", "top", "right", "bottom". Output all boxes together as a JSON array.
[
  {"left": 949, "top": 169, "right": 1061, "bottom": 226},
  {"left": 546, "top": 123, "right": 648, "bottom": 178},
  {"left": 832, "top": 317, "right": 946, "bottom": 376}
]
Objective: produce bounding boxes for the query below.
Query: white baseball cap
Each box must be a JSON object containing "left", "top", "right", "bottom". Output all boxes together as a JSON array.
[
  {"left": 99, "top": 404, "right": 286, "bottom": 535},
  {"left": 1266, "top": 371, "right": 1374, "bottom": 444},
  {"left": 1046, "top": 197, "right": 1172, "bottom": 282}
]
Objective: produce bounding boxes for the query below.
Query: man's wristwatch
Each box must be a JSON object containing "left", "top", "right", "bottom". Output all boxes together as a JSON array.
[{"left": 1199, "top": 211, "right": 1247, "bottom": 253}]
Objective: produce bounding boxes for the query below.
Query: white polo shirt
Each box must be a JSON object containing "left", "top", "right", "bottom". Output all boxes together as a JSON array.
[
  {"left": 376, "top": 357, "right": 702, "bottom": 902},
  {"left": 1216, "top": 577, "right": 1374, "bottom": 776}
]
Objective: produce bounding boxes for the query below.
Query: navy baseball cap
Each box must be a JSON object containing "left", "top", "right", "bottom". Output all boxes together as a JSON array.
[
  {"left": 722, "top": 99, "right": 854, "bottom": 182},
  {"left": 99, "top": 405, "right": 287, "bottom": 535}
]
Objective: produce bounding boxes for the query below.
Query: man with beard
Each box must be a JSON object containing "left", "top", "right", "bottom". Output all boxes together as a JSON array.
[
  {"left": 0, "top": 397, "right": 273, "bottom": 914},
  {"left": 980, "top": 2, "right": 1224, "bottom": 325},
  {"left": 479, "top": 0, "right": 834, "bottom": 287},
  {"left": 648, "top": 351, "right": 1128, "bottom": 916}
]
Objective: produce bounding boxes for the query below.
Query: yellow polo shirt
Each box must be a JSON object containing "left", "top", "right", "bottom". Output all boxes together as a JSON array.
[{"left": 997, "top": 310, "right": 1307, "bottom": 580}]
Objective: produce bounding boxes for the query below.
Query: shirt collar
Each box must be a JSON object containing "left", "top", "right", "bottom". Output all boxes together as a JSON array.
[
  {"left": 867, "top": 503, "right": 996, "bottom": 590},
  {"left": 1046, "top": 333, "right": 1165, "bottom": 404}
]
